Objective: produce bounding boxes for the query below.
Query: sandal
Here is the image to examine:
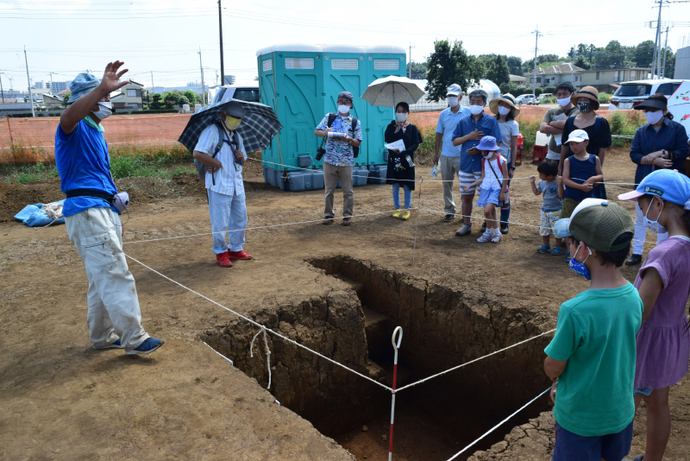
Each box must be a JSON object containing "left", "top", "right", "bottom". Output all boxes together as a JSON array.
[
  {"left": 564, "top": 251, "right": 571, "bottom": 262},
  {"left": 551, "top": 247, "right": 563, "bottom": 256},
  {"left": 537, "top": 244, "right": 551, "bottom": 254}
]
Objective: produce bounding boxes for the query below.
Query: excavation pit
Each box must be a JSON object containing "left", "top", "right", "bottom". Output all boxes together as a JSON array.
[{"left": 202, "top": 255, "right": 554, "bottom": 460}]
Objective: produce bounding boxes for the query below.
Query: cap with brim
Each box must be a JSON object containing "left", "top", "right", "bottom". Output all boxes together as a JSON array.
[
  {"left": 68, "top": 73, "right": 100, "bottom": 104},
  {"left": 446, "top": 84, "right": 461, "bottom": 96},
  {"left": 565, "top": 129, "right": 589, "bottom": 144},
  {"left": 571, "top": 85, "right": 600, "bottom": 111},
  {"left": 489, "top": 94, "right": 520, "bottom": 118},
  {"left": 476, "top": 136, "right": 498, "bottom": 151},
  {"left": 634, "top": 99, "right": 667, "bottom": 111},
  {"left": 618, "top": 169, "right": 690, "bottom": 207},
  {"left": 568, "top": 198, "right": 634, "bottom": 251},
  {"left": 338, "top": 91, "right": 354, "bottom": 103},
  {"left": 553, "top": 218, "right": 572, "bottom": 238}
]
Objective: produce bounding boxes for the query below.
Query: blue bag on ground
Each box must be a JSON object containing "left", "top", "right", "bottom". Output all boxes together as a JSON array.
[{"left": 14, "top": 200, "right": 66, "bottom": 227}]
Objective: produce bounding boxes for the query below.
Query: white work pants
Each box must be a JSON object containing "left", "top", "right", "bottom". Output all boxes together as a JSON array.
[
  {"left": 208, "top": 189, "right": 247, "bottom": 254},
  {"left": 65, "top": 207, "right": 149, "bottom": 350},
  {"left": 632, "top": 202, "right": 668, "bottom": 255}
]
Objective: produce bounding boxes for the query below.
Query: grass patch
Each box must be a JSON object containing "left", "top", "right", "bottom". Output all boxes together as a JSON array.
[{"left": 2, "top": 144, "right": 195, "bottom": 184}]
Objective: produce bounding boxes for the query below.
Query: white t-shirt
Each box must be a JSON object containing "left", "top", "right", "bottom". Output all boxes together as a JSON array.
[{"left": 497, "top": 120, "right": 519, "bottom": 164}]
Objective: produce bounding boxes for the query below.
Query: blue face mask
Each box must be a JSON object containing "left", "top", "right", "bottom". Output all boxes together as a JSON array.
[{"left": 568, "top": 243, "right": 592, "bottom": 280}]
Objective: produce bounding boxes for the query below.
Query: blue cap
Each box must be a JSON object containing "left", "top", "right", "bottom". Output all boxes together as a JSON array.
[
  {"left": 476, "top": 136, "right": 498, "bottom": 151},
  {"left": 618, "top": 169, "right": 690, "bottom": 208},
  {"left": 68, "top": 73, "right": 100, "bottom": 104},
  {"left": 553, "top": 218, "right": 572, "bottom": 238}
]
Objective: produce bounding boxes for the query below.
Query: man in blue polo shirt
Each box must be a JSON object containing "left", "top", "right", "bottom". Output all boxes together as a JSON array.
[
  {"left": 55, "top": 62, "right": 164, "bottom": 355},
  {"left": 434, "top": 84, "right": 470, "bottom": 222},
  {"left": 452, "top": 89, "right": 502, "bottom": 236}
]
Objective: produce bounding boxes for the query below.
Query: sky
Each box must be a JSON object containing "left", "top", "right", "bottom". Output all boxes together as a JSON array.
[{"left": 1, "top": 0, "right": 690, "bottom": 93}]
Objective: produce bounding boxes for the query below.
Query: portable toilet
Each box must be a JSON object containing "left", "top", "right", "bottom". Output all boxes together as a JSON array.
[{"left": 256, "top": 44, "right": 407, "bottom": 191}]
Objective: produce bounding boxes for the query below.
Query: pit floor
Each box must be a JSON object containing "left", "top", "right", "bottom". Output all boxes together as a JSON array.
[{"left": 1, "top": 149, "right": 689, "bottom": 460}]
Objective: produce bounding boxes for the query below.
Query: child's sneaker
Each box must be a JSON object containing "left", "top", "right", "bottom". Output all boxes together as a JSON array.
[
  {"left": 401, "top": 210, "right": 410, "bottom": 220},
  {"left": 491, "top": 230, "right": 503, "bottom": 243},
  {"left": 392, "top": 209, "right": 400, "bottom": 218},
  {"left": 477, "top": 231, "right": 493, "bottom": 243}
]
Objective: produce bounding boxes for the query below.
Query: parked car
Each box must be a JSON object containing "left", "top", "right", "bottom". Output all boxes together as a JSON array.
[
  {"left": 516, "top": 94, "right": 539, "bottom": 105},
  {"left": 211, "top": 84, "right": 260, "bottom": 105},
  {"left": 610, "top": 79, "right": 683, "bottom": 110},
  {"left": 538, "top": 93, "right": 553, "bottom": 101}
]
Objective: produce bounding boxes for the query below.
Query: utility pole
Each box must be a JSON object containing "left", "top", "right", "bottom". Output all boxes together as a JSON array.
[
  {"left": 49, "top": 72, "right": 56, "bottom": 95},
  {"left": 651, "top": 0, "right": 664, "bottom": 78},
  {"left": 571, "top": 44, "right": 576, "bottom": 83},
  {"left": 218, "top": 0, "right": 225, "bottom": 85},
  {"left": 0, "top": 72, "right": 5, "bottom": 104},
  {"left": 408, "top": 43, "right": 415, "bottom": 78},
  {"left": 199, "top": 47, "right": 206, "bottom": 105},
  {"left": 662, "top": 25, "right": 670, "bottom": 78},
  {"left": 150, "top": 71, "right": 155, "bottom": 93},
  {"left": 24, "top": 46, "right": 35, "bottom": 117},
  {"left": 531, "top": 27, "right": 542, "bottom": 97}
]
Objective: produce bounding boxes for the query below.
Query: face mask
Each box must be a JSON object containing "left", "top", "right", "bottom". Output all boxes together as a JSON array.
[
  {"left": 447, "top": 97, "right": 458, "bottom": 107},
  {"left": 396, "top": 113, "right": 408, "bottom": 123},
  {"left": 223, "top": 115, "right": 241, "bottom": 131},
  {"left": 568, "top": 243, "right": 592, "bottom": 280},
  {"left": 577, "top": 101, "right": 591, "bottom": 113},
  {"left": 338, "top": 105, "right": 350, "bottom": 115},
  {"left": 557, "top": 97, "right": 571, "bottom": 107},
  {"left": 469, "top": 105, "right": 484, "bottom": 115},
  {"left": 91, "top": 102, "right": 112, "bottom": 121},
  {"left": 644, "top": 110, "right": 664, "bottom": 125},
  {"left": 644, "top": 199, "right": 668, "bottom": 234},
  {"left": 482, "top": 151, "right": 493, "bottom": 158},
  {"left": 498, "top": 106, "right": 511, "bottom": 116}
]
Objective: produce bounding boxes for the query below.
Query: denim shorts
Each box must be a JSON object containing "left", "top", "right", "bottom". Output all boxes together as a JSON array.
[
  {"left": 553, "top": 421, "right": 633, "bottom": 461},
  {"left": 634, "top": 387, "right": 654, "bottom": 396}
]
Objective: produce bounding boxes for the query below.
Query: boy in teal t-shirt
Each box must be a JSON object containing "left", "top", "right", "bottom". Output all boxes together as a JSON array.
[{"left": 544, "top": 198, "right": 642, "bottom": 461}]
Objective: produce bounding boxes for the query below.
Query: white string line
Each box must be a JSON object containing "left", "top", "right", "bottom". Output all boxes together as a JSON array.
[
  {"left": 250, "top": 327, "right": 272, "bottom": 390},
  {"left": 445, "top": 386, "right": 552, "bottom": 461},
  {"left": 203, "top": 341, "right": 234, "bottom": 365},
  {"left": 248, "top": 157, "right": 639, "bottom": 187},
  {"left": 123, "top": 253, "right": 394, "bottom": 392},
  {"left": 122, "top": 208, "right": 405, "bottom": 245},
  {"left": 394, "top": 329, "right": 556, "bottom": 394}
]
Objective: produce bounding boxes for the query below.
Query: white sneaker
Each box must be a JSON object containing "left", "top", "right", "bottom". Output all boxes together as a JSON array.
[
  {"left": 456, "top": 224, "right": 472, "bottom": 236},
  {"left": 477, "top": 231, "right": 493, "bottom": 243},
  {"left": 491, "top": 230, "right": 503, "bottom": 243}
]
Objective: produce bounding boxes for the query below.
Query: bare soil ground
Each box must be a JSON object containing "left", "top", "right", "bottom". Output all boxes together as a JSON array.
[{"left": 1, "top": 149, "right": 688, "bottom": 460}]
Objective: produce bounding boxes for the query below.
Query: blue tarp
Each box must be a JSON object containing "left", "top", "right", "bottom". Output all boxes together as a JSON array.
[{"left": 14, "top": 200, "right": 66, "bottom": 227}]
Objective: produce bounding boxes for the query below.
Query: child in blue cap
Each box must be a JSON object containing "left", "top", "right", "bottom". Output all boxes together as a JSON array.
[
  {"left": 462, "top": 136, "right": 509, "bottom": 243},
  {"left": 619, "top": 169, "right": 690, "bottom": 461}
]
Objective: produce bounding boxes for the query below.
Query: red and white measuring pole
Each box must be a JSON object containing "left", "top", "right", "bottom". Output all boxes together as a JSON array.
[{"left": 388, "top": 326, "right": 403, "bottom": 461}]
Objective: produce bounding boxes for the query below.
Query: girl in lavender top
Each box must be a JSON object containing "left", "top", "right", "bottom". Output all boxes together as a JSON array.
[{"left": 619, "top": 169, "right": 690, "bottom": 461}]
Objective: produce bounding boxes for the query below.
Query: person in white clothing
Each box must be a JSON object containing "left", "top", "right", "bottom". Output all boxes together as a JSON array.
[
  {"left": 193, "top": 101, "right": 252, "bottom": 267},
  {"left": 462, "top": 136, "right": 508, "bottom": 243}
]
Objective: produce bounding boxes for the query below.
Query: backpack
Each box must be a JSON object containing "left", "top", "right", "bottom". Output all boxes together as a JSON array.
[
  {"left": 327, "top": 112, "right": 359, "bottom": 158},
  {"left": 194, "top": 122, "right": 240, "bottom": 182}
]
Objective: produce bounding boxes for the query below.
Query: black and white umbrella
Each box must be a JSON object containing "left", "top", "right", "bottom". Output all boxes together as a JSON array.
[{"left": 178, "top": 99, "right": 283, "bottom": 154}]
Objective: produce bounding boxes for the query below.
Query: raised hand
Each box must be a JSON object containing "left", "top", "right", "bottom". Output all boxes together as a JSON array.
[{"left": 100, "top": 61, "right": 130, "bottom": 94}]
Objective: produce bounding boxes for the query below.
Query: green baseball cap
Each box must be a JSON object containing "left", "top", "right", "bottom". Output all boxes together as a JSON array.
[{"left": 569, "top": 199, "right": 634, "bottom": 251}]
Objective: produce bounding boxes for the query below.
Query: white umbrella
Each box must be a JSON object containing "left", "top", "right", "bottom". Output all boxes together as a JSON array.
[
  {"left": 361, "top": 75, "right": 426, "bottom": 108},
  {"left": 668, "top": 80, "right": 690, "bottom": 135}
]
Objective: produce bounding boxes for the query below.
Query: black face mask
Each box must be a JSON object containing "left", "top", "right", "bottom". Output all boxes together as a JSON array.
[{"left": 577, "top": 101, "right": 591, "bottom": 113}]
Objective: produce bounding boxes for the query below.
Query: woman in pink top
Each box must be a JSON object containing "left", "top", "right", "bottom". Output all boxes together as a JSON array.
[{"left": 619, "top": 169, "right": 690, "bottom": 461}]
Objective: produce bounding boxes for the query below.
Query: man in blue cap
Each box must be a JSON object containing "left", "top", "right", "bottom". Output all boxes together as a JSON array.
[{"left": 55, "top": 61, "right": 164, "bottom": 355}]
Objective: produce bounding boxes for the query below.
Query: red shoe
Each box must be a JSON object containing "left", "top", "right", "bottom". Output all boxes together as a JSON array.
[
  {"left": 216, "top": 252, "right": 233, "bottom": 267},
  {"left": 228, "top": 250, "right": 252, "bottom": 260}
]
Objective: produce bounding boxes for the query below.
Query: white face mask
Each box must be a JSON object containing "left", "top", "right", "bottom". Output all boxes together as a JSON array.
[
  {"left": 644, "top": 199, "right": 668, "bottom": 234},
  {"left": 338, "top": 104, "right": 350, "bottom": 115},
  {"left": 644, "top": 110, "right": 664, "bottom": 125},
  {"left": 91, "top": 102, "right": 112, "bottom": 121},
  {"left": 498, "top": 106, "right": 511, "bottom": 116},
  {"left": 446, "top": 97, "right": 458, "bottom": 107},
  {"left": 396, "top": 113, "right": 408, "bottom": 123},
  {"left": 469, "top": 105, "right": 484, "bottom": 115},
  {"left": 557, "top": 97, "right": 571, "bottom": 107}
]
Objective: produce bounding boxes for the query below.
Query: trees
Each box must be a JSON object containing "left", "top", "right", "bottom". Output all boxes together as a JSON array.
[
  {"left": 407, "top": 62, "right": 427, "bottom": 80},
  {"left": 425, "top": 39, "right": 484, "bottom": 101},
  {"left": 480, "top": 54, "right": 510, "bottom": 86},
  {"left": 634, "top": 40, "right": 655, "bottom": 68},
  {"left": 183, "top": 90, "right": 198, "bottom": 105},
  {"left": 62, "top": 91, "right": 71, "bottom": 107},
  {"left": 506, "top": 56, "right": 523, "bottom": 75},
  {"left": 150, "top": 94, "right": 164, "bottom": 110}
]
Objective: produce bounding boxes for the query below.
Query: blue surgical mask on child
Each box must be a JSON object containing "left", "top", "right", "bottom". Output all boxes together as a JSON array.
[
  {"left": 568, "top": 243, "right": 592, "bottom": 280},
  {"left": 643, "top": 198, "right": 668, "bottom": 234}
]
